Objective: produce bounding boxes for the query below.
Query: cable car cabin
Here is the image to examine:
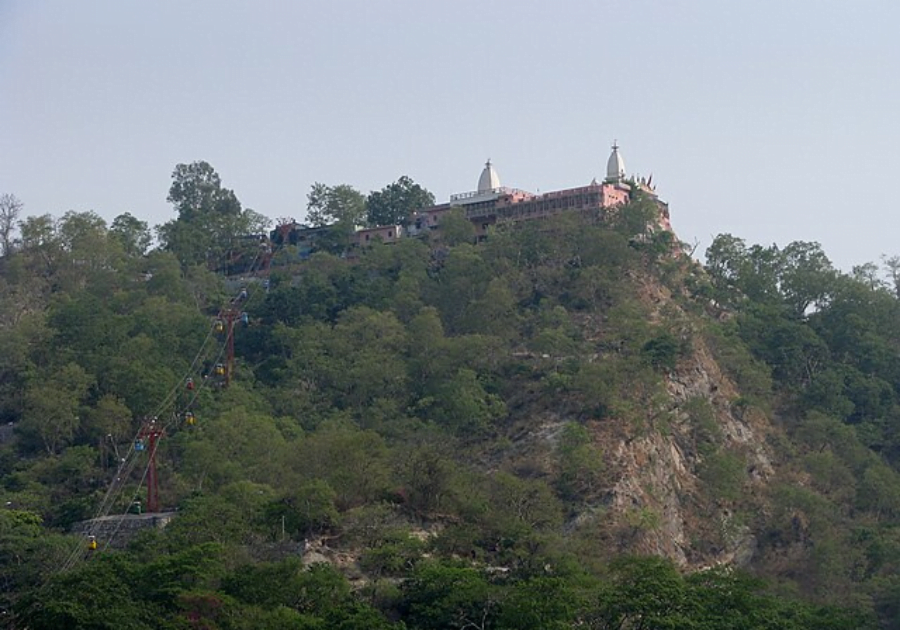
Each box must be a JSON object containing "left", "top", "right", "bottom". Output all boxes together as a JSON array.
[
  {"left": 185, "top": 411, "right": 196, "bottom": 426},
  {"left": 88, "top": 535, "right": 98, "bottom": 551},
  {"left": 214, "top": 363, "right": 226, "bottom": 377},
  {"left": 186, "top": 378, "right": 195, "bottom": 391},
  {"left": 240, "top": 312, "right": 249, "bottom": 326},
  {"left": 134, "top": 439, "right": 145, "bottom": 452},
  {"left": 214, "top": 319, "right": 225, "bottom": 334},
  {"left": 238, "top": 288, "right": 248, "bottom": 301}
]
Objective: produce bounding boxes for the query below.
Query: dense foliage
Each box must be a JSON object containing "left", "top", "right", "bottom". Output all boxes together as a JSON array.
[{"left": 0, "top": 169, "right": 898, "bottom": 628}]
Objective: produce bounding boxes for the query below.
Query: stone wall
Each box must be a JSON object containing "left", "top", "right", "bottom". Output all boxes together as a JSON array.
[{"left": 72, "top": 512, "right": 176, "bottom": 549}]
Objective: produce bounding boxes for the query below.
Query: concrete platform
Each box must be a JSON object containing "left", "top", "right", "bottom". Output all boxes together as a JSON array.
[{"left": 72, "top": 511, "right": 177, "bottom": 548}]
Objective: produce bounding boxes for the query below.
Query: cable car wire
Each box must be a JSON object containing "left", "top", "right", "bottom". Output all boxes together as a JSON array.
[{"left": 59, "top": 277, "right": 264, "bottom": 570}]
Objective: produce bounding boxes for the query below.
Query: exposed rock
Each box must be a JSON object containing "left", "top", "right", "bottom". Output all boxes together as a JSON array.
[
  {"left": 510, "top": 272, "right": 779, "bottom": 570},
  {"left": 592, "top": 281, "right": 775, "bottom": 568},
  {"left": 301, "top": 550, "right": 330, "bottom": 567}
]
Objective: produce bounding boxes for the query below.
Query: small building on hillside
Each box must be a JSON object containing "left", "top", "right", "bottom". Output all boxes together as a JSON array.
[
  {"left": 351, "top": 224, "right": 404, "bottom": 247},
  {"left": 406, "top": 203, "right": 452, "bottom": 237},
  {"left": 270, "top": 222, "right": 333, "bottom": 259}
]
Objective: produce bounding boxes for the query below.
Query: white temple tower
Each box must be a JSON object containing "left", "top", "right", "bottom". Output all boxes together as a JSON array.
[
  {"left": 477, "top": 159, "right": 501, "bottom": 193},
  {"left": 606, "top": 141, "right": 626, "bottom": 183}
]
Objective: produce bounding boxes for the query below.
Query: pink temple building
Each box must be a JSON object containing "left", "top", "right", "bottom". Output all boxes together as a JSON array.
[
  {"left": 407, "top": 142, "right": 669, "bottom": 242},
  {"left": 276, "top": 142, "right": 670, "bottom": 257}
]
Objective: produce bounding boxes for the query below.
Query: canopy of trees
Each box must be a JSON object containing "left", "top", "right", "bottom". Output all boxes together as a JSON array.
[{"left": 1, "top": 175, "right": 899, "bottom": 628}]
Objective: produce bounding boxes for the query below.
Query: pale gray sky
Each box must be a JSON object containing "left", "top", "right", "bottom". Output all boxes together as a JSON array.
[{"left": 2, "top": 0, "right": 898, "bottom": 270}]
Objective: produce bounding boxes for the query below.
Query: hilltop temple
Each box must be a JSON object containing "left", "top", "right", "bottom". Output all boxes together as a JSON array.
[
  {"left": 274, "top": 143, "right": 670, "bottom": 255},
  {"left": 355, "top": 142, "right": 669, "bottom": 246}
]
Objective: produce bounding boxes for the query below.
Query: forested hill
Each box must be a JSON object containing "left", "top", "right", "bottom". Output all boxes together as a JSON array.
[{"left": 1, "top": 176, "right": 900, "bottom": 628}]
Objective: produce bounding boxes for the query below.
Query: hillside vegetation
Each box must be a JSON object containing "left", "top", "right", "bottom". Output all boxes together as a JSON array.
[{"left": 1, "top": 171, "right": 900, "bottom": 628}]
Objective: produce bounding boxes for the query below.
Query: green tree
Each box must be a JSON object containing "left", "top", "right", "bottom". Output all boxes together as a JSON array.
[
  {"left": 397, "top": 443, "right": 456, "bottom": 515},
  {"left": 84, "top": 393, "right": 132, "bottom": 443},
  {"left": 0, "top": 510, "right": 71, "bottom": 615},
  {"left": 705, "top": 234, "right": 782, "bottom": 307},
  {"left": 591, "top": 556, "right": 691, "bottom": 630},
  {"left": 780, "top": 240, "right": 836, "bottom": 317},
  {"left": 306, "top": 183, "right": 367, "bottom": 229},
  {"left": 222, "top": 558, "right": 340, "bottom": 610},
  {"left": 323, "top": 307, "right": 409, "bottom": 411},
  {"left": 265, "top": 479, "right": 340, "bottom": 539},
  {"left": 178, "top": 408, "right": 291, "bottom": 490},
  {"left": 424, "top": 368, "right": 507, "bottom": 435},
  {"left": 158, "top": 161, "right": 270, "bottom": 268},
  {"left": 163, "top": 495, "right": 254, "bottom": 548},
  {"left": 17, "top": 554, "right": 153, "bottom": 630},
  {"left": 497, "top": 576, "right": 578, "bottom": 630},
  {"left": 556, "top": 422, "right": 603, "bottom": 500},
  {"left": 402, "top": 561, "right": 496, "bottom": 630},
  {"left": 366, "top": 176, "right": 434, "bottom": 227},
  {"left": 0, "top": 192, "right": 23, "bottom": 257},
  {"left": 294, "top": 423, "right": 391, "bottom": 509},
  {"left": 18, "top": 362, "right": 92, "bottom": 454},
  {"left": 110, "top": 212, "right": 152, "bottom": 257},
  {"left": 882, "top": 254, "right": 900, "bottom": 298},
  {"left": 18, "top": 214, "right": 64, "bottom": 280},
  {"left": 305, "top": 183, "right": 368, "bottom": 254},
  {"left": 430, "top": 244, "right": 493, "bottom": 334},
  {"left": 641, "top": 331, "right": 683, "bottom": 371},
  {"left": 488, "top": 472, "right": 562, "bottom": 531},
  {"left": 609, "top": 190, "right": 658, "bottom": 239},
  {"left": 438, "top": 208, "right": 476, "bottom": 246}
]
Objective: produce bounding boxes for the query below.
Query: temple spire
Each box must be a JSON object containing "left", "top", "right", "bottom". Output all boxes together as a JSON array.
[
  {"left": 606, "top": 140, "right": 626, "bottom": 182},
  {"left": 478, "top": 158, "right": 501, "bottom": 193}
]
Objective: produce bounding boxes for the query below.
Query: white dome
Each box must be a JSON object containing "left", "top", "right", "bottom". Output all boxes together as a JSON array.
[
  {"left": 477, "top": 159, "right": 501, "bottom": 193},
  {"left": 606, "top": 142, "right": 626, "bottom": 181}
]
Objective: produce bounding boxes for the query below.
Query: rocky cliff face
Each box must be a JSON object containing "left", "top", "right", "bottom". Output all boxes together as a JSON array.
[
  {"left": 600, "top": 276, "right": 777, "bottom": 568},
  {"left": 610, "top": 337, "right": 773, "bottom": 565},
  {"left": 510, "top": 271, "right": 781, "bottom": 570}
]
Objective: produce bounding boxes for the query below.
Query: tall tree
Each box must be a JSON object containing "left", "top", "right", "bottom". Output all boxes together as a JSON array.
[
  {"left": 157, "top": 161, "right": 270, "bottom": 268},
  {"left": 779, "top": 240, "right": 835, "bottom": 317},
  {"left": 305, "top": 183, "right": 368, "bottom": 253},
  {"left": 306, "top": 182, "right": 366, "bottom": 228},
  {"left": 18, "top": 215, "right": 63, "bottom": 280},
  {"left": 18, "top": 363, "right": 92, "bottom": 454},
  {"left": 883, "top": 254, "right": 900, "bottom": 298},
  {"left": 0, "top": 193, "right": 23, "bottom": 257},
  {"left": 166, "top": 161, "right": 238, "bottom": 221},
  {"left": 366, "top": 176, "right": 434, "bottom": 227},
  {"left": 110, "top": 212, "right": 152, "bottom": 257}
]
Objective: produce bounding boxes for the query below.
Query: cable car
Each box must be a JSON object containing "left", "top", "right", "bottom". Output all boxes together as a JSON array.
[
  {"left": 240, "top": 312, "right": 249, "bottom": 326},
  {"left": 186, "top": 377, "right": 195, "bottom": 391},
  {"left": 88, "top": 535, "right": 98, "bottom": 551},
  {"left": 214, "top": 319, "right": 225, "bottom": 334},
  {"left": 185, "top": 411, "right": 196, "bottom": 426},
  {"left": 134, "top": 438, "right": 145, "bottom": 452},
  {"left": 238, "top": 288, "right": 248, "bottom": 301},
  {"left": 214, "top": 363, "right": 226, "bottom": 377}
]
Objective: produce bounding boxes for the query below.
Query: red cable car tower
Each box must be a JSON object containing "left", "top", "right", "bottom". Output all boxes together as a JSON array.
[
  {"left": 218, "top": 288, "right": 246, "bottom": 387},
  {"left": 223, "top": 307, "right": 238, "bottom": 387},
  {"left": 135, "top": 293, "right": 246, "bottom": 513},
  {"left": 137, "top": 420, "right": 166, "bottom": 513}
]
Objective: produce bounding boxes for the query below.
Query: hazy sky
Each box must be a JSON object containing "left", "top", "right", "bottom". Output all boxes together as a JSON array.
[{"left": 2, "top": 0, "right": 898, "bottom": 270}]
